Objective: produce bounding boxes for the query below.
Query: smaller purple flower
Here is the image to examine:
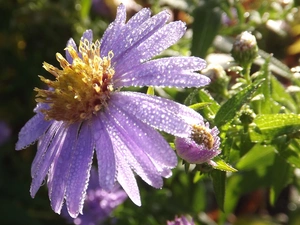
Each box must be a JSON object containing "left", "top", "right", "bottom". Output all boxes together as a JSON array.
[
  {"left": 174, "top": 122, "right": 221, "bottom": 166},
  {"left": 0, "top": 121, "right": 11, "bottom": 146},
  {"left": 62, "top": 168, "right": 127, "bottom": 225},
  {"left": 167, "top": 215, "right": 195, "bottom": 225}
]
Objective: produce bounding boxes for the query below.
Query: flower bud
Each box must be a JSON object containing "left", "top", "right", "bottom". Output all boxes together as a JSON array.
[{"left": 231, "top": 31, "right": 258, "bottom": 67}]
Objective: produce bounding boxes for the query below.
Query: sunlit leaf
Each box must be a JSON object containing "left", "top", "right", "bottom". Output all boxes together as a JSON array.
[
  {"left": 213, "top": 156, "right": 237, "bottom": 172},
  {"left": 251, "top": 114, "right": 300, "bottom": 141},
  {"left": 189, "top": 102, "right": 211, "bottom": 111}
]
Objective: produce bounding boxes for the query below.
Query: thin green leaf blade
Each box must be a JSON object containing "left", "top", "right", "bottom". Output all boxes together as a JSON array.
[
  {"left": 191, "top": 1, "right": 222, "bottom": 57},
  {"left": 214, "top": 80, "right": 263, "bottom": 126},
  {"left": 269, "top": 154, "right": 291, "bottom": 206}
]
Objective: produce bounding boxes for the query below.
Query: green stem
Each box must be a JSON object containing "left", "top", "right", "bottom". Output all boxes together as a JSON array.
[{"left": 243, "top": 63, "right": 252, "bottom": 84}]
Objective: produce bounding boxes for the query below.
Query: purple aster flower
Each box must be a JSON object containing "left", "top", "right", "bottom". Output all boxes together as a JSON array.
[
  {"left": 62, "top": 168, "right": 127, "bottom": 225},
  {"left": 175, "top": 122, "right": 221, "bottom": 166},
  {"left": 16, "top": 4, "right": 210, "bottom": 218},
  {"left": 167, "top": 215, "right": 194, "bottom": 225}
]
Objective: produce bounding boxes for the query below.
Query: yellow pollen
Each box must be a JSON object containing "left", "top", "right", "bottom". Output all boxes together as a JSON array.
[
  {"left": 191, "top": 124, "right": 214, "bottom": 149},
  {"left": 35, "top": 39, "right": 115, "bottom": 123}
]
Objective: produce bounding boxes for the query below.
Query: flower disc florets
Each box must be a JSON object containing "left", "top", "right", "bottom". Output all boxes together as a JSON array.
[{"left": 35, "top": 39, "right": 115, "bottom": 123}]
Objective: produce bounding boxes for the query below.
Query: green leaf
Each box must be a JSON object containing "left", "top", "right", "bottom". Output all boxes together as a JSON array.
[
  {"left": 197, "top": 89, "right": 220, "bottom": 121},
  {"left": 269, "top": 154, "right": 291, "bottom": 206},
  {"left": 213, "top": 156, "right": 237, "bottom": 172},
  {"left": 191, "top": 1, "right": 222, "bottom": 57},
  {"left": 271, "top": 76, "right": 297, "bottom": 113},
  {"left": 214, "top": 80, "right": 263, "bottom": 127},
  {"left": 251, "top": 114, "right": 300, "bottom": 141},
  {"left": 188, "top": 102, "right": 212, "bottom": 111},
  {"left": 236, "top": 144, "right": 275, "bottom": 170},
  {"left": 277, "top": 138, "right": 300, "bottom": 168},
  {"left": 211, "top": 170, "right": 226, "bottom": 211}
]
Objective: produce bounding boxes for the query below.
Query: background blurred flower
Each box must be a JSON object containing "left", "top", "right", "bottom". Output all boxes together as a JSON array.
[
  {"left": 16, "top": 3, "right": 210, "bottom": 218},
  {"left": 61, "top": 168, "right": 127, "bottom": 225},
  {"left": 0, "top": 121, "right": 11, "bottom": 146},
  {"left": 167, "top": 215, "right": 194, "bottom": 225}
]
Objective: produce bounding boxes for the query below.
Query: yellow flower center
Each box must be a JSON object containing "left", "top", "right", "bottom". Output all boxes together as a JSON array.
[
  {"left": 191, "top": 125, "right": 214, "bottom": 149},
  {"left": 35, "top": 39, "right": 115, "bottom": 123}
]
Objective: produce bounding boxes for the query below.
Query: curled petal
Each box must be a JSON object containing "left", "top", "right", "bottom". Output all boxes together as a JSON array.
[{"left": 175, "top": 137, "right": 220, "bottom": 164}]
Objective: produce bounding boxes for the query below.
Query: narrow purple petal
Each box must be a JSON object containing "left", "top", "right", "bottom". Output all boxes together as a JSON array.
[
  {"left": 16, "top": 113, "right": 51, "bottom": 150},
  {"left": 115, "top": 151, "right": 141, "bottom": 206},
  {"left": 102, "top": 111, "right": 163, "bottom": 189},
  {"left": 114, "top": 21, "right": 186, "bottom": 74},
  {"left": 110, "top": 102, "right": 177, "bottom": 169},
  {"left": 30, "top": 121, "right": 63, "bottom": 179},
  {"left": 110, "top": 92, "right": 203, "bottom": 137},
  {"left": 111, "top": 10, "right": 170, "bottom": 72},
  {"left": 125, "top": 7, "right": 151, "bottom": 28},
  {"left": 47, "top": 123, "right": 79, "bottom": 214},
  {"left": 66, "top": 122, "right": 94, "bottom": 218},
  {"left": 65, "top": 38, "right": 78, "bottom": 64},
  {"left": 91, "top": 116, "right": 116, "bottom": 191},
  {"left": 107, "top": 8, "right": 152, "bottom": 59},
  {"left": 30, "top": 121, "right": 65, "bottom": 197},
  {"left": 80, "top": 29, "right": 93, "bottom": 43},
  {"left": 114, "top": 57, "right": 209, "bottom": 88},
  {"left": 100, "top": 4, "right": 127, "bottom": 56}
]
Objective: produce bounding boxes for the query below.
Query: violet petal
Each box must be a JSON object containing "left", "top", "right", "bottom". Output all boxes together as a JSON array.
[
  {"left": 65, "top": 122, "right": 94, "bottom": 218},
  {"left": 114, "top": 57, "right": 209, "bottom": 88},
  {"left": 47, "top": 123, "right": 79, "bottom": 214},
  {"left": 30, "top": 121, "right": 65, "bottom": 197},
  {"left": 111, "top": 92, "right": 203, "bottom": 137},
  {"left": 91, "top": 116, "right": 116, "bottom": 191},
  {"left": 16, "top": 113, "right": 51, "bottom": 150},
  {"left": 103, "top": 110, "right": 163, "bottom": 189}
]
